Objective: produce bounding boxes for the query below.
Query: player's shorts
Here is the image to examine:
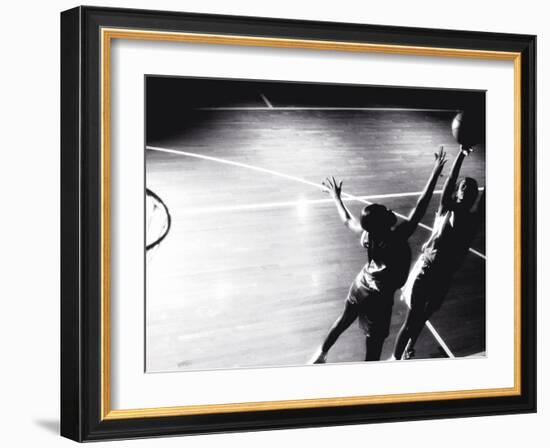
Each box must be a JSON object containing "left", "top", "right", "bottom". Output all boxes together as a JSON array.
[
  {"left": 346, "top": 279, "right": 394, "bottom": 339},
  {"left": 402, "top": 253, "right": 452, "bottom": 315}
]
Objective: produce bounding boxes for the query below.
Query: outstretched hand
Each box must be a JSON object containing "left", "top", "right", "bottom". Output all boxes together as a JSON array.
[
  {"left": 321, "top": 176, "right": 343, "bottom": 200},
  {"left": 433, "top": 145, "right": 447, "bottom": 173},
  {"left": 460, "top": 144, "right": 474, "bottom": 156}
]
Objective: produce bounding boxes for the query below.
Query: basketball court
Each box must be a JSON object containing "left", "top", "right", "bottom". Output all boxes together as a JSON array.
[{"left": 145, "top": 80, "right": 486, "bottom": 372}]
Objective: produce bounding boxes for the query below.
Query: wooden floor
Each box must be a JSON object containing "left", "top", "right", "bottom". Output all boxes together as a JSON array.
[{"left": 145, "top": 98, "right": 486, "bottom": 372}]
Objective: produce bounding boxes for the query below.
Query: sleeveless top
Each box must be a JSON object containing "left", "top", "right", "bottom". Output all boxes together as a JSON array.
[
  {"left": 354, "top": 229, "right": 411, "bottom": 295},
  {"left": 421, "top": 209, "right": 477, "bottom": 272}
]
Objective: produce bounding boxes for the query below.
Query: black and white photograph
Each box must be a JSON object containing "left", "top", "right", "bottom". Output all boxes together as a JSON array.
[{"left": 145, "top": 77, "right": 486, "bottom": 373}]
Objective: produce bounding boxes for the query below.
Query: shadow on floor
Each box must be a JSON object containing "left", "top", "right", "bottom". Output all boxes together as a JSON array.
[{"left": 33, "top": 419, "right": 59, "bottom": 435}]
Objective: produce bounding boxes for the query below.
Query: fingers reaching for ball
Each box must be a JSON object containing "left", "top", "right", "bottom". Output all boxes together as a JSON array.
[{"left": 460, "top": 145, "right": 474, "bottom": 156}]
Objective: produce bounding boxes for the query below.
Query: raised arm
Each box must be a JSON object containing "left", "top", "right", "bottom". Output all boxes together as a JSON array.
[
  {"left": 439, "top": 146, "right": 471, "bottom": 213},
  {"left": 321, "top": 176, "right": 363, "bottom": 235},
  {"left": 398, "top": 146, "right": 447, "bottom": 239}
]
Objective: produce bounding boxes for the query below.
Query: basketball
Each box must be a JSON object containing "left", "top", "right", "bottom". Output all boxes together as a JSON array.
[{"left": 451, "top": 112, "right": 482, "bottom": 148}]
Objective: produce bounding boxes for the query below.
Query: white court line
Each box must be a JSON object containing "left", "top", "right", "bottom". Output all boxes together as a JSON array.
[
  {"left": 259, "top": 93, "right": 273, "bottom": 108},
  {"left": 178, "top": 188, "right": 484, "bottom": 215},
  {"left": 147, "top": 145, "right": 322, "bottom": 189},
  {"left": 426, "top": 320, "right": 455, "bottom": 359},
  {"left": 425, "top": 321, "right": 455, "bottom": 359},
  {"left": 147, "top": 145, "right": 486, "bottom": 358},
  {"left": 469, "top": 248, "right": 486, "bottom": 259},
  {"left": 197, "top": 106, "right": 461, "bottom": 112},
  {"left": 180, "top": 192, "right": 433, "bottom": 214},
  {"left": 147, "top": 145, "right": 485, "bottom": 260}
]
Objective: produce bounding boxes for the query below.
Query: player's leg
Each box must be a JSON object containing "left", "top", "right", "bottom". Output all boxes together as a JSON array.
[
  {"left": 411, "top": 275, "right": 451, "bottom": 356},
  {"left": 393, "top": 265, "right": 436, "bottom": 359},
  {"left": 310, "top": 300, "right": 359, "bottom": 363},
  {"left": 396, "top": 281, "right": 450, "bottom": 359},
  {"left": 365, "top": 333, "right": 386, "bottom": 361},
  {"left": 423, "top": 282, "right": 448, "bottom": 321},
  {"left": 393, "top": 304, "right": 426, "bottom": 360},
  {"left": 363, "top": 295, "right": 393, "bottom": 361}
]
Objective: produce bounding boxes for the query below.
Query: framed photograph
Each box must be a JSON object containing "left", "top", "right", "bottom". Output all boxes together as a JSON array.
[{"left": 60, "top": 6, "right": 536, "bottom": 442}]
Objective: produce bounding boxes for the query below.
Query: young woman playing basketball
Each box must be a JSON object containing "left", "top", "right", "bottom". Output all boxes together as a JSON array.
[
  {"left": 392, "top": 146, "right": 485, "bottom": 360},
  {"left": 310, "top": 147, "right": 447, "bottom": 363}
]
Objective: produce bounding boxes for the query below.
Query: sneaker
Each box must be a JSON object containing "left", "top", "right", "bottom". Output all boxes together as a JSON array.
[{"left": 309, "top": 348, "right": 327, "bottom": 364}]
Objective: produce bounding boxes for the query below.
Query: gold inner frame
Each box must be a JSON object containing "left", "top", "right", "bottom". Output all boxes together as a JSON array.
[{"left": 100, "top": 27, "right": 522, "bottom": 420}]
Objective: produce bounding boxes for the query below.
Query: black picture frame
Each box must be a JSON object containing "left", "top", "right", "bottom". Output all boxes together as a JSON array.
[{"left": 61, "top": 5, "right": 536, "bottom": 442}]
